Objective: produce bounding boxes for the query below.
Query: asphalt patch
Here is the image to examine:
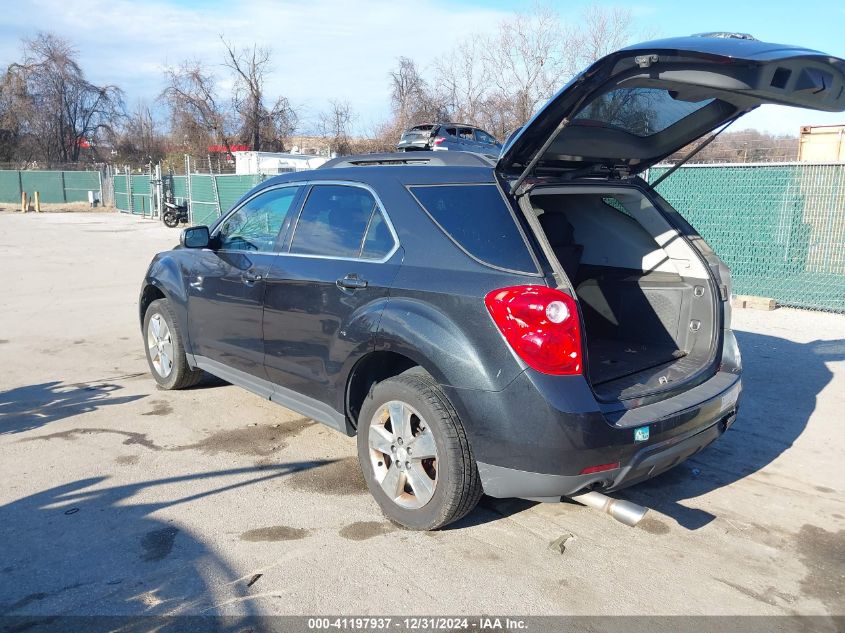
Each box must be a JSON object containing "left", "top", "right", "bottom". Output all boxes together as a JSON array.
[
  {"left": 638, "top": 517, "right": 671, "bottom": 535},
  {"left": 286, "top": 457, "right": 367, "bottom": 495},
  {"left": 140, "top": 527, "right": 179, "bottom": 562},
  {"left": 177, "top": 418, "right": 313, "bottom": 457},
  {"left": 114, "top": 454, "right": 140, "bottom": 466},
  {"left": 240, "top": 525, "right": 311, "bottom": 542},
  {"left": 0, "top": 339, "right": 8, "bottom": 344},
  {"left": 795, "top": 524, "right": 845, "bottom": 612},
  {"left": 339, "top": 521, "right": 395, "bottom": 541},
  {"left": 141, "top": 400, "right": 173, "bottom": 416},
  {"left": 23, "top": 428, "right": 163, "bottom": 451}
]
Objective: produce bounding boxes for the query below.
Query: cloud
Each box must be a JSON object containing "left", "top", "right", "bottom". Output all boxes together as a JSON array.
[{"left": 0, "top": 0, "right": 510, "bottom": 131}]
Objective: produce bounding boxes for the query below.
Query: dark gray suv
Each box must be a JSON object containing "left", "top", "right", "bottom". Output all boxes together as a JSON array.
[
  {"left": 397, "top": 123, "right": 502, "bottom": 157},
  {"left": 140, "top": 35, "right": 845, "bottom": 530}
]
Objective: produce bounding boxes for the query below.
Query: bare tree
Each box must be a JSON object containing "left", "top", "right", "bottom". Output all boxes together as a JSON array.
[
  {"left": 317, "top": 99, "right": 355, "bottom": 155},
  {"left": 3, "top": 32, "right": 123, "bottom": 163},
  {"left": 562, "top": 5, "right": 635, "bottom": 76},
  {"left": 113, "top": 101, "right": 166, "bottom": 164},
  {"left": 161, "top": 60, "right": 234, "bottom": 156},
  {"left": 433, "top": 36, "right": 489, "bottom": 125},
  {"left": 480, "top": 4, "right": 568, "bottom": 137},
  {"left": 222, "top": 38, "right": 298, "bottom": 151}
]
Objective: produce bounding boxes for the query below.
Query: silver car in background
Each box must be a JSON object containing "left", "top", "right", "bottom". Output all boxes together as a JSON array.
[{"left": 396, "top": 123, "right": 502, "bottom": 157}]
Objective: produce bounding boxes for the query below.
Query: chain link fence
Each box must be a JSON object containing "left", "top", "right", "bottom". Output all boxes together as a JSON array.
[{"left": 648, "top": 162, "right": 845, "bottom": 313}]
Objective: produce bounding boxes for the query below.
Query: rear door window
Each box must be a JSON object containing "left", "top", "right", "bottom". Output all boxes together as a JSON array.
[
  {"left": 458, "top": 127, "right": 474, "bottom": 140},
  {"left": 289, "top": 184, "right": 395, "bottom": 259},
  {"left": 409, "top": 184, "right": 536, "bottom": 273}
]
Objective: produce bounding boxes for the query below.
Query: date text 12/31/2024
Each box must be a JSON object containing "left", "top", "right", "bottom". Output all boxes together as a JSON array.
[{"left": 307, "top": 618, "right": 528, "bottom": 630}]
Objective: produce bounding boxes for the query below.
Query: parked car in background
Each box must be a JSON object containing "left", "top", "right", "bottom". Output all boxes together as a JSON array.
[
  {"left": 140, "top": 34, "right": 845, "bottom": 530},
  {"left": 397, "top": 123, "right": 502, "bottom": 157}
]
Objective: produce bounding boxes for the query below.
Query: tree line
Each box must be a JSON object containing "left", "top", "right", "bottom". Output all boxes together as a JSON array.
[{"left": 0, "top": 5, "right": 800, "bottom": 169}]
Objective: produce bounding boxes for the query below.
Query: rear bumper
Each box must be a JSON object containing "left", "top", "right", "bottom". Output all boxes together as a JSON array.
[
  {"left": 477, "top": 408, "right": 735, "bottom": 500},
  {"left": 445, "top": 368, "right": 741, "bottom": 500}
]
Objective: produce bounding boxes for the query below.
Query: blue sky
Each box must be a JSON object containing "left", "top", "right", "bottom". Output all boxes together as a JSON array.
[{"left": 2, "top": 0, "right": 844, "bottom": 135}]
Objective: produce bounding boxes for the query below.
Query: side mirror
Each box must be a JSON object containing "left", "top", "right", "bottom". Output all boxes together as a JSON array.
[{"left": 180, "top": 226, "right": 210, "bottom": 249}]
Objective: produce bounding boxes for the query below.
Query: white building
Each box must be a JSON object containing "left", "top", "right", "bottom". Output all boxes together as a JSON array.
[{"left": 233, "top": 151, "right": 329, "bottom": 176}]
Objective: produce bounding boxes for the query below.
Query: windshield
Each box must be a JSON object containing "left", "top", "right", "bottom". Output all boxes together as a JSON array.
[{"left": 573, "top": 88, "right": 714, "bottom": 137}]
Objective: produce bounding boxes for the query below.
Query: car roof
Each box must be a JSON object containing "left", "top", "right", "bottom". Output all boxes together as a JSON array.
[
  {"left": 410, "top": 122, "right": 481, "bottom": 129},
  {"left": 321, "top": 151, "right": 494, "bottom": 169},
  {"left": 257, "top": 162, "right": 495, "bottom": 189}
]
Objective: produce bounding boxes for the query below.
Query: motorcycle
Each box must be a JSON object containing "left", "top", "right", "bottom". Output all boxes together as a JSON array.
[{"left": 162, "top": 195, "right": 189, "bottom": 228}]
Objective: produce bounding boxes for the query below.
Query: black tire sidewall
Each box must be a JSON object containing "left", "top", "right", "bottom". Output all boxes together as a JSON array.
[{"left": 357, "top": 377, "right": 460, "bottom": 530}]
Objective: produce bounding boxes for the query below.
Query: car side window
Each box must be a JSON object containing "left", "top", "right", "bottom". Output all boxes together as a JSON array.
[
  {"left": 444, "top": 127, "right": 457, "bottom": 137},
  {"left": 475, "top": 129, "right": 497, "bottom": 145},
  {"left": 217, "top": 186, "right": 300, "bottom": 252},
  {"left": 458, "top": 127, "right": 474, "bottom": 140},
  {"left": 290, "top": 185, "right": 394, "bottom": 259}
]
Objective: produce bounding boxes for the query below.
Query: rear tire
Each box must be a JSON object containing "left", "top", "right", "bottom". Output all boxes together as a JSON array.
[
  {"left": 143, "top": 298, "right": 203, "bottom": 390},
  {"left": 357, "top": 371, "right": 482, "bottom": 530}
]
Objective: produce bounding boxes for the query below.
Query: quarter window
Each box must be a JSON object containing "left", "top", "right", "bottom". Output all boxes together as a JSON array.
[
  {"left": 410, "top": 184, "right": 536, "bottom": 272},
  {"left": 290, "top": 185, "right": 394, "bottom": 259},
  {"left": 475, "top": 129, "right": 497, "bottom": 145},
  {"left": 217, "top": 186, "right": 300, "bottom": 252}
]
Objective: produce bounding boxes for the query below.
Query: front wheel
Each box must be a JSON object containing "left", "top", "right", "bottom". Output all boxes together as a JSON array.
[
  {"left": 162, "top": 211, "right": 179, "bottom": 228},
  {"left": 357, "top": 371, "right": 482, "bottom": 530},
  {"left": 143, "top": 298, "right": 203, "bottom": 390}
]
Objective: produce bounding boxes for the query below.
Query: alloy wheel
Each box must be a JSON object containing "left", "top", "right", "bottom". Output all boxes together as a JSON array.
[
  {"left": 146, "top": 313, "right": 174, "bottom": 378},
  {"left": 368, "top": 400, "right": 438, "bottom": 509}
]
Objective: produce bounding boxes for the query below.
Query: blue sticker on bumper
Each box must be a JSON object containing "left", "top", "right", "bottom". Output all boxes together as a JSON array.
[{"left": 634, "top": 426, "right": 650, "bottom": 442}]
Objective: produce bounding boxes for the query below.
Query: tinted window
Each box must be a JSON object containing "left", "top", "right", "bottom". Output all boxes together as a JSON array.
[
  {"left": 458, "top": 127, "right": 474, "bottom": 140},
  {"left": 410, "top": 184, "right": 536, "bottom": 272},
  {"left": 290, "top": 185, "right": 393, "bottom": 259},
  {"left": 361, "top": 211, "right": 394, "bottom": 259},
  {"left": 443, "top": 127, "right": 457, "bottom": 137},
  {"left": 217, "top": 186, "right": 300, "bottom": 251},
  {"left": 573, "top": 88, "right": 714, "bottom": 137},
  {"left": 475, "top": 129, "right": 497, "bottom": 144}
]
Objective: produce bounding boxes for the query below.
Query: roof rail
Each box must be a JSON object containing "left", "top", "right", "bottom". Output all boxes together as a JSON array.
[{"left": 320, "top": 151, "right": 495, "bottom": 169}]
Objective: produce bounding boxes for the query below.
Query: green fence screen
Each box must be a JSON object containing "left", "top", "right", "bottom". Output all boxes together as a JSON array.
[
  {"left": 649, "top": 163, "right": 845, "bottom": 312},
  {"left": 108, "top": 162, "right": 845, "bottom": 312},
  {"left": 0, "top": 169, "right": 101, "bottom": 204}
]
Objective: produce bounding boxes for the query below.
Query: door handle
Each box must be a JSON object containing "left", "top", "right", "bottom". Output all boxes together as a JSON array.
[
  {"left": 241, "top": 270, "right": 263, "bottom": 285},
  {"left": 336, "top": 274, "right": 368, "bottom": 290}
]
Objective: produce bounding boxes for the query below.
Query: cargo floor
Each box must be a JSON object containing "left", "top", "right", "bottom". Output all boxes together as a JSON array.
[{"left": 587, "top": 338, "right": 685, "bottom": 385}]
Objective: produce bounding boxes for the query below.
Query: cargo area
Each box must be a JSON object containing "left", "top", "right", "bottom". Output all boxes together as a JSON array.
[{"left": 530, "top": 186, "right": 718, "bottom": 401}]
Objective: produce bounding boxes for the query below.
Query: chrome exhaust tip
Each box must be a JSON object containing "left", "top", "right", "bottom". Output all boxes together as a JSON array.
[{"left": 569, "top": 490, "right": 648, "bottom": 527}]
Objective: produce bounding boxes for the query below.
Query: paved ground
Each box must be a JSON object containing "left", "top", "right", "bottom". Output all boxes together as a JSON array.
[{"left": 0, "top": 211, "right": 843, "bottom": 619}]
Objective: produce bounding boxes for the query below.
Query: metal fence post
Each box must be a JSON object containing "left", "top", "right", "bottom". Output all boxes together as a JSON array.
[
  {"left": 185, "top": 155, "right": 193, "bottom": 224},
  {"left": 126, "top": 169, "right": 133, "bottom": 214}
]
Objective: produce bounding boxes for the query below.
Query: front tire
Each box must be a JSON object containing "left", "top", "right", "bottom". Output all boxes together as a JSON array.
[
  {"left": 357, "top": 371, "right": 482, "bottom": 530},
  {"left": 162, "top": 211, "right": 179, "bottom": 228},
  {"left": 143, "top": 298, "right": 203, "bottom": 390}
]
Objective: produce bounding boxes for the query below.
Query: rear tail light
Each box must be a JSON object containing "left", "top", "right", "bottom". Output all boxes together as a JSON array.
[
  {"left": 432, "top": 137, "right": 446, "bottom": 146},
  {"left": 484, "top": 285, "right": 582, "bottom": 375}
]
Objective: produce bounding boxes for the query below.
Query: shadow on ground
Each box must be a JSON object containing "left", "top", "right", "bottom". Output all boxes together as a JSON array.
[
  {"left": 617, "top": 331, "right": 845, "bottom": 529},
  {"left": 0, "top": 380, "right": 146, "bottom": 435},
  {"left": 0, "top": 461, "right": 332, "bottom": 629}
]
